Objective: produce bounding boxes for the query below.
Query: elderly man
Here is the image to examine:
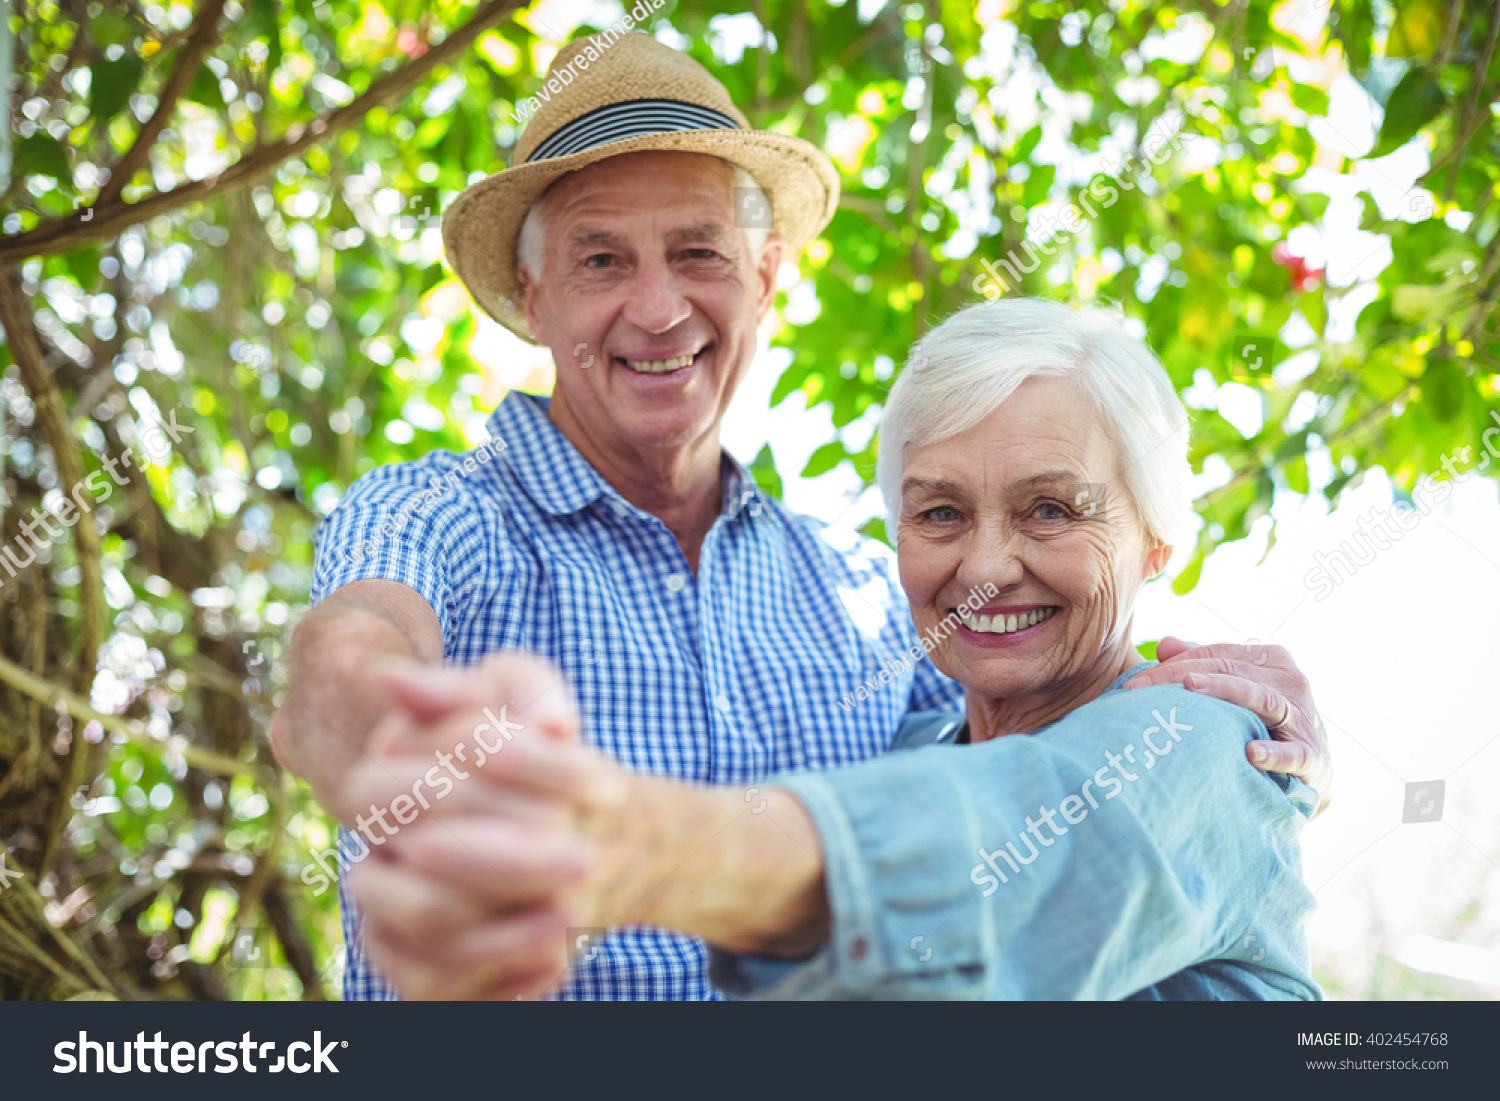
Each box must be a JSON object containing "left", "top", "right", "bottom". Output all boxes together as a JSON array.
[{"left": 270, "top": 32, "right": 1330, "bottom": 1001}]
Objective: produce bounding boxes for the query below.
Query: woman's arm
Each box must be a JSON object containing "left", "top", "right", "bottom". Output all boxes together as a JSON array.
[{"left": 702, "top": 686, "right": 1316, "bottom": 999}]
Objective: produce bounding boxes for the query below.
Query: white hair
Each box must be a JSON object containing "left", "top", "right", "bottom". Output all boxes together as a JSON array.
[
  {"left": 876, "top": 297, "right": 1193, "bottom": 548},
  {"left": 516, "top": 160, "right": 769, "bottom": 281}
]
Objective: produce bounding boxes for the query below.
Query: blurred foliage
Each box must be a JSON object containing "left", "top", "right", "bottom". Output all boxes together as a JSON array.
[{"left": 0, "top": 0, "right": 1495, "bottom": 999}]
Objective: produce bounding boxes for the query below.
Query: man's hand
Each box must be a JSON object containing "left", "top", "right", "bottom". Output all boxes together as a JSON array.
[
  {"left": 344, "top": 653, "right": 628, "bottom": 999},
  {"left": 268, "top": 578, "right": 444, "bottom": 824},
  {"left": 1126, "top": 636, "right": 1332, "bottom": 814}
]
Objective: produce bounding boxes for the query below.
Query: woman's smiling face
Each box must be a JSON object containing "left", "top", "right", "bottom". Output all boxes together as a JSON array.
[{"left": 896, "top": 374, "right": 1172, "bottom": 705}]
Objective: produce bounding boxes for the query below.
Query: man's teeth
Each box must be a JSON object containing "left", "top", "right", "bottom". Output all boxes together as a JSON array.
[
  {"left": 960, "top": 607, "right": 1057, "bottom": 634},
  {"left": 622, "top": 352, "right": 697, "bottom": 374}
]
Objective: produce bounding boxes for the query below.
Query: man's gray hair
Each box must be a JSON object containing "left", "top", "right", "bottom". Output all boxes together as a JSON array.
[
  {"left": 876, "top": 297, "right": 1193, "bottom": 548},
  {"left": 516, "top": 160, "right": 770, "bottom": 281}
]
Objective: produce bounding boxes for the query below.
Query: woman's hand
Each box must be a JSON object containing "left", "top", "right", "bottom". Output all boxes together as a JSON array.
[{"left": 1126, "top": 636, "right": 1332, "bottom": 815}]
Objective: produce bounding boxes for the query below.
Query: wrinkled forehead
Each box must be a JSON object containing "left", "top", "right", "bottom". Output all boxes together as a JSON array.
[{"left": 902, "top": 377, "right": 1121, "bottom": 494}]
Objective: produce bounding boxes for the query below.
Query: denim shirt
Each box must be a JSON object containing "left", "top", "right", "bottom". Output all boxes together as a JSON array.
[{"left": 710, "top": 662, "right": 1322, "bottom": 1000}]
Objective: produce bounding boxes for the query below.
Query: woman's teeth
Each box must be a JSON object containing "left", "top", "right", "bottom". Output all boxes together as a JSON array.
[
  {"left": 623, "top": 352, "right": 697, "bottom": 374},
  {"left": 960, "top": 607, "right": 1057, "bottom": 634}
]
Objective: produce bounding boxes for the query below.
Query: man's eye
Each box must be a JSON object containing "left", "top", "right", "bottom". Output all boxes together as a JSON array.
[
  {"left": 583, "top": 253, "right": 617, "bottom": 269},
  {"left": 680, "top": 248, "right": 721, "bottom": 261}
]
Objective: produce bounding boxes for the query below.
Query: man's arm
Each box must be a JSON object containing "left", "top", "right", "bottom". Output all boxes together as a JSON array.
[{"left": 269, "top": 578, "right": 442, "bottom": 821}]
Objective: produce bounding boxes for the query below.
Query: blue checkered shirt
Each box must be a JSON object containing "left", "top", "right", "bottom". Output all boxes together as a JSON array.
[{"left": 309, "top": 391, "right": 962, "bottom": 1000}]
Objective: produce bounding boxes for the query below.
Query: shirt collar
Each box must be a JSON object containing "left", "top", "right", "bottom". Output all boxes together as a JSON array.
[
  {"left": 488, "top": 391, "right": 770, "bottom": 521},
  {"left": 488, "top": 392, "right": 611, "bottom": 515}
]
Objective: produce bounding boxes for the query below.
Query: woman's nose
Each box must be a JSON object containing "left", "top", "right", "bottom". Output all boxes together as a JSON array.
[{"left": 958, "top": 521, "right": 1026, "bottom": 594}]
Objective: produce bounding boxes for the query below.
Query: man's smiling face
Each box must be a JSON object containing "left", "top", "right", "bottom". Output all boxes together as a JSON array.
[{"left": 520, "top": 151, "right": 783, "bottom": 467}]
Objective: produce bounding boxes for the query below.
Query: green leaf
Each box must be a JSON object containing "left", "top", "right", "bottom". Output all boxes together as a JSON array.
[
  {"left": 801, "top": 440, "right": 848, "bottom": 479},
  {"left": 1421, "top": 356, "right": 1468, "bottom": 423},
  {"left": 415, "top": 115, "right": 451, "bottom": 148},
  {"left": 770, "top": 360, "right": 813, "bottom": 407},
  {"left": 749, "top": 444, "right": 783, "bottom": 499},
  {"left": 1298, "top": 289, "right": 1326, "bottom": 337},
  {"left": 186, "top": 64, "right": 226, "bottom": 109},
  {"left": 1022, "top": 162, "right": 1057, "bottom": 207},
  {"left": 1393, "top": 282, "right": 1460, "bottom": 323},
  {"left": 1285, "top": 457, "right": 1310, "bottom": 495},
  {"left": 1386, "top": 0, "right": 1447, "bottom": 58},
  {"left": 11, "top": 133, "right": 73, "bottom": 186},
  {"left": 1370, "top": 70, "right": 1447, "bottom": 158},
  {"left": 90, "top": 54, "right": 145, "bottom": 123},
  {"left": 1362, "top": 356, "right": 1412, "bottom": 401},
  {"left": 1171, "top": 550, "right": 1205, "bottom": 595},
  {"left": 63, "top": 248, "right": 101, "bottom": 289},
  {"left": 91, "top": 11, "right": 137, "bottom": 48},
  {"left": 1287, "top": 82, "right": 1329, "bottom": 116},
  {"left": 1013, "top": 124, "right": 1043, "bottom": 163}
]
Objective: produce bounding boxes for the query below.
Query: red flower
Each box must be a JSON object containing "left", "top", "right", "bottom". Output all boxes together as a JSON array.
[
  {"left": 397, "top": 25, "right": 429, "bottom": 58},
  {"left": 1271, "top": 242, "right": 1323, "bottom": 293}
]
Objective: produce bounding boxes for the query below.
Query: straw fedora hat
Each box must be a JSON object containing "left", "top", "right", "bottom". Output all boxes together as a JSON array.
[{"left": 441, "top": 31, "right": 840, "bottom": 344}]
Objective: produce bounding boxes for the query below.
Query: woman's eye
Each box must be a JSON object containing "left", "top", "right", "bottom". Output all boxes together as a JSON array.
[
  {"left": 1032, "top": 501, "right": 1068, "bottom": 521},
  {"left": 920, "top": 505, "right": 962, "bottom": 523}
]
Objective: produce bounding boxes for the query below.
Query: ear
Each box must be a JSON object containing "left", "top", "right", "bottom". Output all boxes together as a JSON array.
[
  {"left": 754, "top": 232, "right": 786, "bottom": 322},
  {"left": 520, "top": 263, "right": 548, "bottom": 346},
  {"left": 1143, "top": 541, "right": 1173, "bottom": 582}
]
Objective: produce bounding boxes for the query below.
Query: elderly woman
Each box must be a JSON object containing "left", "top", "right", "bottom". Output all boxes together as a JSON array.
[{"left": 355, "top": 297, "right": 1320, "bottom": 1000}]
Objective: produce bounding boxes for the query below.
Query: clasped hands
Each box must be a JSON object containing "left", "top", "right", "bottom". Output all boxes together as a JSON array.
[{"left": 340, "top": 653, "right": 638, "bottom": 1000}]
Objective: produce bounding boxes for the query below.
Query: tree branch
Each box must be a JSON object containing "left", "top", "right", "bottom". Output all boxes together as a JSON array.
[
  {"left": 0, "top": 911, "right": 93, "bottom": 995},
  {"left": 1442, "top": 0, "right": 1499, "bottom": 203},
  {"left": 98, "top": 0, "right": 230, "bottom": 207},
  {"left": 0, "top": 0, "right": 526, "bottom": 263},
  {"left": 0, "top": 269, "right": 109, "bottom": 878},
  {"left": 263, "top": 885, "right": 327, "bottom": 1000},
  {"left": 1434, "top": 0, "right": 1467, "bottom": 72},
  {"left": 10, "top": 873, "right": 122, "bottom": 997},
  {"left": 0, "top": 651, "right": 277, "bottom": 788},
  {"left": 0, "top": 275, "right": 105, "bottom": 676}
]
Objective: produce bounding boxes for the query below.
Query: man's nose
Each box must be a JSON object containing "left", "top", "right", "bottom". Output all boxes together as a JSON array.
[{"left": 621, "top": 256, "right": 692, "bottom": 334}]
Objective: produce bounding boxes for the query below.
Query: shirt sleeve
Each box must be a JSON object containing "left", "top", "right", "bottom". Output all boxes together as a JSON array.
[
  {"left": 310, "top": 452, "right": 495, "bottom": 653},
  {"left": 710, "top": 684, "right": 1316, "bottom": 1000}
]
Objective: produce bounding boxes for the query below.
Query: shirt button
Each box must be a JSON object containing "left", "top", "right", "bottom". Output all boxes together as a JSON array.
[
  {"left": 713, "top": 694, "right": 732, "bottom": 713},
  {"left": 611, "top": 499, "right": 628, "bottom": 516},
  {"left": 664, "top": 572, "right": 687, "bottom": 593},
  {"left": 849, "top": 937, "right": 869, "bottom": 961}
]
